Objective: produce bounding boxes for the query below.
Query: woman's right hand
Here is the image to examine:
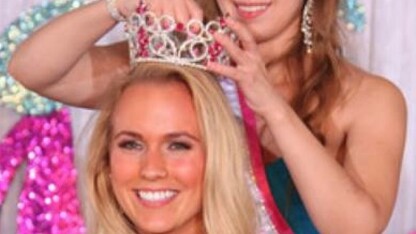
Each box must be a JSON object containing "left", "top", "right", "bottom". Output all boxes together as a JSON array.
[
  {"left": 8, "top": 0, "right": 204, "bottom": 108},
  {"left": 117, "top": 0, "right": 203, "bottom": 22}
]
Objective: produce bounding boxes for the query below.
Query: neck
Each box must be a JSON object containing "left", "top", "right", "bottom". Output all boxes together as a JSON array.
[
  {"left": 258, "top": 15, "right": 301, "bottom": 63},
  {"left": 259, "top": 40, "right": 306, "bottom": 103},
  {"left": 260, "top": 45, "right": 296, "bottom": 90},
  {"left": 258, "top": 18, "right": 302, "bottom": 85}
]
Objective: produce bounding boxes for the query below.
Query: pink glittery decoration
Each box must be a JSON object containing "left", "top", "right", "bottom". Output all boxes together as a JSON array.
[{"left": 0, "top": 108, "right": 85, "bottom": 233}]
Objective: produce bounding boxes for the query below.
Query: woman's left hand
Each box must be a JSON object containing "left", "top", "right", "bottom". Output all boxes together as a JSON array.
[{"left": 207, "top": 17, "right": 283, "bottom": 117}]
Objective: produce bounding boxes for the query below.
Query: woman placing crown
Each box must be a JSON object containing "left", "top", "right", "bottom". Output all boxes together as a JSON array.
[{"left": 9, "top": 0, "right": 406, "bottom": 233}]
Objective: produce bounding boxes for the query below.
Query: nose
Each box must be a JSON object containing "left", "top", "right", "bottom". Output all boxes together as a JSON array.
[{"left": 140, "top": 149, "right": 168, "bottom": 180}]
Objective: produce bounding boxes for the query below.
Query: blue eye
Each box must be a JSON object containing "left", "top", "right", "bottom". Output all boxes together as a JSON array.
[
  {"left": 118, "top": 140, "right": 142, "bottom": 150},
  {"left": 169, "top": 141, "right": 192, "bottom": 150}
]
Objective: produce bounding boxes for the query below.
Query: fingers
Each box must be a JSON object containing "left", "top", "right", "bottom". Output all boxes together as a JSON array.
[
  {"left": 149, "top": 0, "right": 162, "bottom": 17},
  {"left": 224, "top": 17, "right": 257, "bottom": 52},
  {"left": 118, "top": 0, "right": 140, "bottom": 17},
  {"left": 210, "top": 16, "right": 259, "bottom": 66},
  {"left": 146, "top": 0, "right": 203, "bottom": 24},
  {"left": 207, "top": 61, "right": 240, "bottom": 82},
  {"left": 208, "top": 16, "right": 266, "bottom": 86},
  {"left": 173, "top": 4, "right": 191, "bottom": 24},
  {"left": 186, "top": 0, "right": 203, "bottom": 21},
  {"left": 213, "top": 32, "right": 245, "bottom": 64}
]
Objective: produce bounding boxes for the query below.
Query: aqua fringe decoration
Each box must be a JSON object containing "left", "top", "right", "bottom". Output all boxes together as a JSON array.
[
  {"left": 339, "top": 0, "right": 366, "bottom": 31},
  {"left": 0, "top": 0, "right": 84, "bottom": 115}
]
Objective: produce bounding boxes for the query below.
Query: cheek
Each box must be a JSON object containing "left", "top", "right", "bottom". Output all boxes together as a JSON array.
[
  {"left": 169, "top": 155, "right": 205, "bottom": 188},
  {"left": 109, "top": 151, "right": 140, "bottom": 185}
]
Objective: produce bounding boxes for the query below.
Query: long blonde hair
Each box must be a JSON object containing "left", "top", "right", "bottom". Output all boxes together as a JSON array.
[{"left": 87, "top": 63, "right": 256, "bottom": 234}]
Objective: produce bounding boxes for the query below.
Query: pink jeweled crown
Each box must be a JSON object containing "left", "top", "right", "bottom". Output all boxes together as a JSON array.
[{"left": 125, "top": 1, "right": 235, "bottom": 69}]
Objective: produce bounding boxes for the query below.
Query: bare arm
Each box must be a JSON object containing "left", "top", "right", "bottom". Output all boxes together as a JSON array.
[
  {"left": 266, "top": 76, "right": 406, "bottom": 233},
  {"left": 8, "top": 0, "right": 127, "bottom": 108},
  {"left": 8, "top": 0, "right": 203, "bottom": 108},
  {"left": 208, "top": 18, "right": 406, "bottom": 233}
]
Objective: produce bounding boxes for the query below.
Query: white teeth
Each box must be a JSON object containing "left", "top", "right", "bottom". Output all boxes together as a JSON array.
[
  {"left": 138, "top": 190, "right": 177, "bottom": 202},
  {"left": 238, "top": 5, "right": 267, "bottom": 12}
]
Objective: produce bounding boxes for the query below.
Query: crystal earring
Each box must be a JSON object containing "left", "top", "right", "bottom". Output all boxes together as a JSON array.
[{"left": 301, "top": 0, "right": 314, "bottom": 54}]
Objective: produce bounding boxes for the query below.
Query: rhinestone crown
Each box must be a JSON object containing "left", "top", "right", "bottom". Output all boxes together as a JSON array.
[{"left": 125, "top": 1, "right": 234, "bottom": 69}]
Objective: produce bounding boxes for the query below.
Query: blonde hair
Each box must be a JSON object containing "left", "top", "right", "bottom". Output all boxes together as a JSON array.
[{"left": 87, "top": 63, "right": 256, "bottom": 234}]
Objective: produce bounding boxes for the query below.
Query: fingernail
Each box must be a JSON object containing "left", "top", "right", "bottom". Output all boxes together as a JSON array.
[
  {"left": 224, "top": 16, "right": 233, "bottom": 23},
  {"left": 206, "top": 61, "right": 213, "bottom": 68}
]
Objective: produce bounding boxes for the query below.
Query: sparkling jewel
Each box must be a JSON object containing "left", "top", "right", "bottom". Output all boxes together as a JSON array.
[
  {"left": 0, "top": 108, "right": 85, "bottom": 233},
  {"left": 126, "top": 1, "right": 235, "bottom": 70}
]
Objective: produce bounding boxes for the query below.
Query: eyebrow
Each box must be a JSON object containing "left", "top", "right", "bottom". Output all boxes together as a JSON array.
[
  {"left": 113, "top": 131, "right": 143, "bottom": 140},
  {"left": 165, "top": 132, "right": 201, "bottom": 142},
  {"left": 113, "top": 130, "right": 201, "bottom": 142}
]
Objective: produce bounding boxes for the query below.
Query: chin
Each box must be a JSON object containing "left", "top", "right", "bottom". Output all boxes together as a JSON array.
[
  {"left": 247, "top": 26, "right": 274, "bottom": 43},
  {"left": 135, "top": 222, "right": 174, "bottom": 234}
]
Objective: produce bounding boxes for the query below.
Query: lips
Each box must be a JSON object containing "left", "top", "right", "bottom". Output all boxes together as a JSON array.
[{"left": 234, "top": 2, "right": 271, "bottom": 19}]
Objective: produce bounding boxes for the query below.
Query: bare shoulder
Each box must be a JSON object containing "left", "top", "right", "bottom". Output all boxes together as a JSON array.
[
  {"left": 336, "top": 65, "right": 406, "bottom": 230},
  {"left": 340, "top": 63, "right": 407, "bottom": 124}
]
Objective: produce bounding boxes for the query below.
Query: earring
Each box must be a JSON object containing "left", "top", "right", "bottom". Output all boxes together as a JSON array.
[{"left": 301, "top": 0, "right": 314, "bottom": 54}]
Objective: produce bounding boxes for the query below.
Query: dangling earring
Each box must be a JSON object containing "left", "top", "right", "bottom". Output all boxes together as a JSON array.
[{"left": 301, "top": 0, "right": 314, "bottom": 54}]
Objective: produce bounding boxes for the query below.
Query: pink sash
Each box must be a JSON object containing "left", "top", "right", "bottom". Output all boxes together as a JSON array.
[{"left": 237, "top": 90, "right": 293, "bottom": 234}]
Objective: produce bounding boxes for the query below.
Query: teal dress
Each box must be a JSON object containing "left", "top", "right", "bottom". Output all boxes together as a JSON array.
[{"left": 266, "top": 160, "right": 319, "bottom": 234}]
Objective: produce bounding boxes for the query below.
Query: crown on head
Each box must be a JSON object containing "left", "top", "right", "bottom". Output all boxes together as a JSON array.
[{"left": 125, "top": 1, "right": 235, "bottom": 69}]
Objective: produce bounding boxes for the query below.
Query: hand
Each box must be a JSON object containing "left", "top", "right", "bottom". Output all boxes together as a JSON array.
[
  {"left": 207, "top": 17, "right": 285, "bottom": 118},
  {"left": 117, "top": 0, "right": 203, "bottom": 23}
]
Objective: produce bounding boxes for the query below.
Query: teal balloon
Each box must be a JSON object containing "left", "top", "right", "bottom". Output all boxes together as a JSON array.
[{"left": 0, "top": 0, "right": 84, "bottom": 115}]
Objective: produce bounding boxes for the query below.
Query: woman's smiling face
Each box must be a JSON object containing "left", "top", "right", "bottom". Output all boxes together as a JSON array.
[
  {"left": 216, "top": 0, "right": 304, "bottom": 43},
  {"left": 109, "top": 80, "right": 205, "bottom": 234}
]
